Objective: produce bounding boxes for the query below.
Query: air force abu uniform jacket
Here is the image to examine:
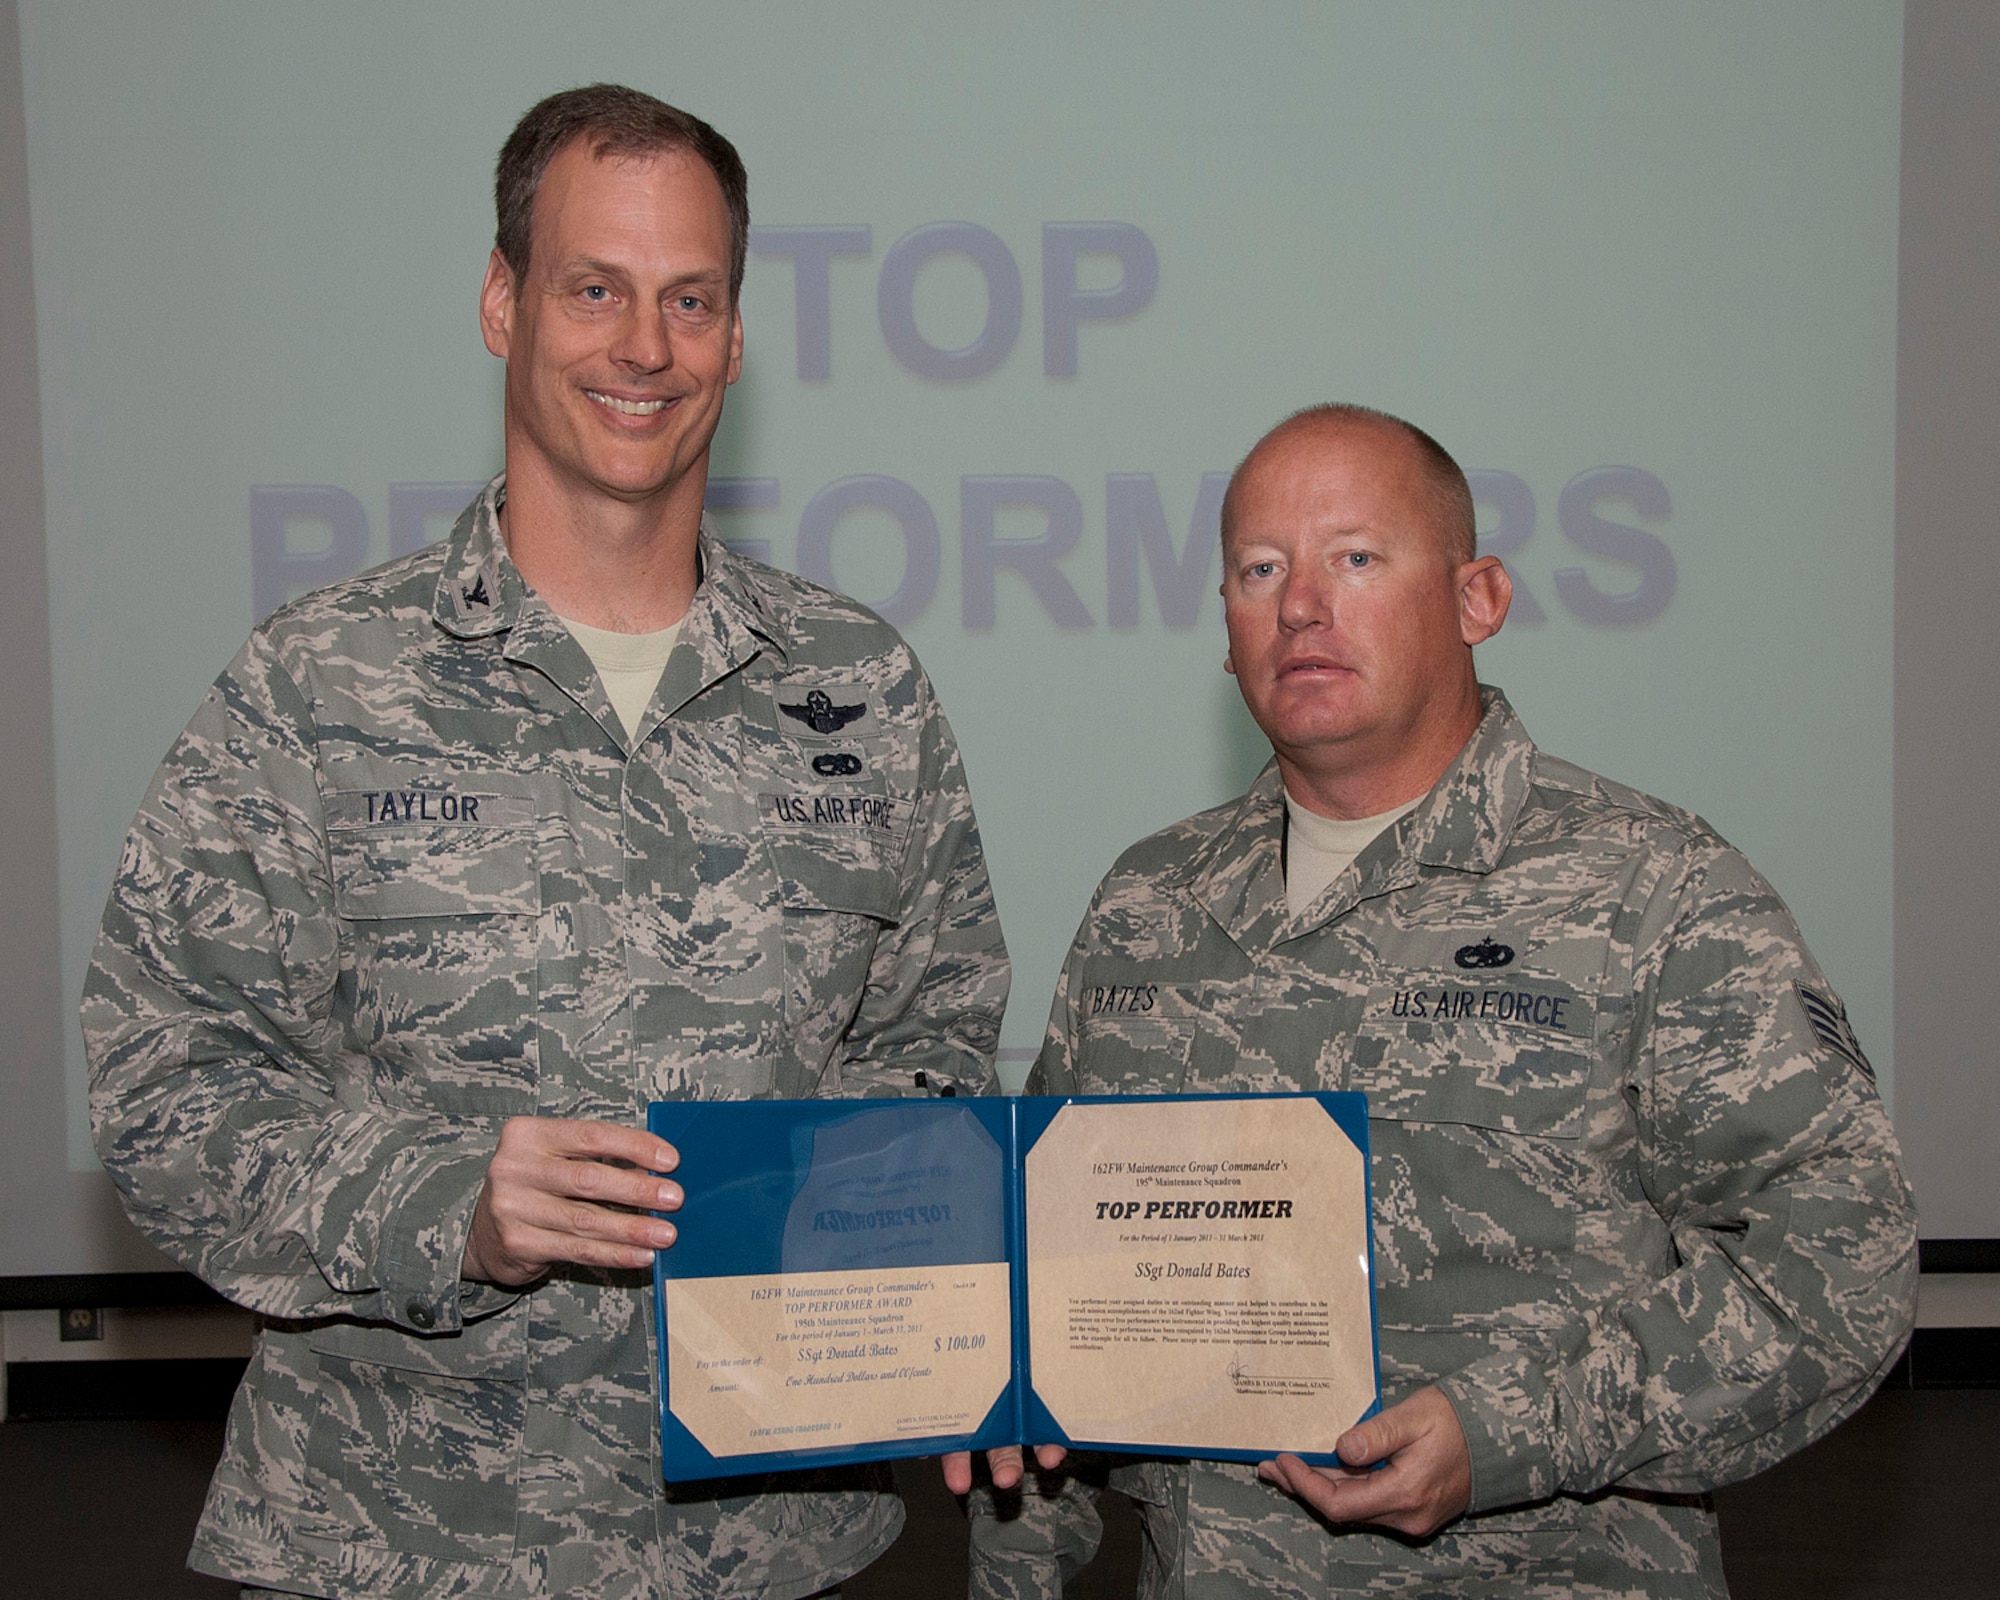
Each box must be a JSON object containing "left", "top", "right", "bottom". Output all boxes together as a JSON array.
[
  {"left": 998, "top": 691, "right": 1914, "bottom": 1600},
  {"left": 84, "top": 482, "right": 1009, "bottom": 1600}
]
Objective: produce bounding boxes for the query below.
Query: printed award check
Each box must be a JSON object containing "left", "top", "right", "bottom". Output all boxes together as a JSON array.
[{"left": 649, "top": 1093, "right": 1378, "bottom": 1479}]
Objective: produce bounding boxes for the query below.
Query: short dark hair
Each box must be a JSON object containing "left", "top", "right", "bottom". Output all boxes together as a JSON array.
[
  {"left": 1222, "top": 403, "right": 1477, "bottom": 564},
  {"left": 494, "top": 84, "right": 749, "bottom": 302}
]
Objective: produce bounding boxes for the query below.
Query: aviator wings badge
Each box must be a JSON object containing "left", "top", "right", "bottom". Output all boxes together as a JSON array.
[{"left": 779, "top": 689, "right": 868, "bottom": 736}]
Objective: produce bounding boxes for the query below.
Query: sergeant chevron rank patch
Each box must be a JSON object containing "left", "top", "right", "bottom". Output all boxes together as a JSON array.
[{"left": 1794, "top": 982, "right": 1875, "bottom": 1081}]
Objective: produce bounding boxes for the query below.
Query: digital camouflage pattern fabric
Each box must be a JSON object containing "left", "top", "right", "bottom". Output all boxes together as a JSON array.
[
  {"left": 85, "top": 480, "right": 1009, "bottom": 1600},
  {"left": 969, "top": 689, "right": 1915, "bottom": 1600}
]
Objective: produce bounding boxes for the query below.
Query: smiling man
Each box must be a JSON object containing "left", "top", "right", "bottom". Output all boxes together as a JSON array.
[
  {"left": 84, "top": 86, "right": 1007, "bottom": 1600},
  {"left": 970, "top": 405, "right": 1917, "bottom": 1599}
]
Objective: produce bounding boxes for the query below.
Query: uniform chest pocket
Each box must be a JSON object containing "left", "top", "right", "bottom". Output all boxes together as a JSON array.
[
  {"left": 761, "top": 782, "right": 912, "bottom": 922},
  {"left": 769, "top": 837, "right": 903, "bottom": 921},
  {"left": 1352, "top": 977, "right": 1598, "bottom": 1337},
  {"left": 762, "top": 825, "right": 906, "bottom": 1075},
  {"left": 326, "top": 795, "right": 542, "bottom": 1115},
  {"left": 1077, "top": 1017, "right": 1194, "bottom": 1094},
  {"left": 1350, "top": 978, "right": 1595, "bottom": 1135},
  {"left": 1075, "top": 982, "right": 1201, "bottom": 1094},
  {"left": 329, "top": 802, "right": 540, "bottom": 921},
  {"left": 759, "top": 787, "right": 911, "bottom": 908}
]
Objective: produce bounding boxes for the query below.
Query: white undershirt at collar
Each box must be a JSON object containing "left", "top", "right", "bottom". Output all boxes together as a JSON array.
[
  {"left": 557, "top": 614, "right": 682, "bottom": 740},
  {"left": 1283, "top": 792, "right": 1422, "bottom": 920}
]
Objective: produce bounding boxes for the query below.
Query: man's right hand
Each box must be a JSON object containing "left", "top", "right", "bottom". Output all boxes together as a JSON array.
[
  {"left": 462, "top": 1117, "right": 682, "bottom": 1287},
  {"left": 940, "top": 1444, "right": 1069, "bottom": 1495}
]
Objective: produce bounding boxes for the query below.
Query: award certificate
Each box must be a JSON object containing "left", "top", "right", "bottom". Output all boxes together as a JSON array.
[
  {"left": 650, "top": 1093, "right": 1376, "bottom": 1479},
  {"left": 1023, "top": 1096, "right": 1375, "bottom": 1457}
]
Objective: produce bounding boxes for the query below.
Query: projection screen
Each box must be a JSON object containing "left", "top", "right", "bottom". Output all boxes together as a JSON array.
[{"left": 4, "top": 2, "right": 1954, "bottom": 1280}]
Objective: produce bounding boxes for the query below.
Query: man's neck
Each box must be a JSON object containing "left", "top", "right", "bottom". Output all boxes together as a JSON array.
[
  {"left": 498, "top": 458, "right": 706, "bottom": 633},
  {"left": 1277, "top": 694, "right": 1484, "bottom": 821}
]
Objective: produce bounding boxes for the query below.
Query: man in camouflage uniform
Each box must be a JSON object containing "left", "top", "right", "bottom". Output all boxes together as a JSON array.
[
  {"left": 84, "top": 86, "right": 1007, "bottom": 1600},
  {"left": 968, "top": 405, "right": 1915, "bottom": 1598}
]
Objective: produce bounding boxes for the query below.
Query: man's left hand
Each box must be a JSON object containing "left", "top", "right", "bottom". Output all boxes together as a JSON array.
[{"left": 1258, "top": 1385, "right": 1471, "bottom": 1539}]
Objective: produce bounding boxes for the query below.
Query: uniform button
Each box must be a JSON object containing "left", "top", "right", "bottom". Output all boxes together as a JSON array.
[{"left": 407, "top": 1301, "right": 435, "bottom": 1330}]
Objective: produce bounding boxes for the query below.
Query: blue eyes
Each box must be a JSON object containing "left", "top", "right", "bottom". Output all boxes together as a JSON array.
[
  {"left": 578, "top": 286, "right": 709, "bottom": 312},
  {"left": 1241, "top": 553, "right": 1371, "bottom": 580}
]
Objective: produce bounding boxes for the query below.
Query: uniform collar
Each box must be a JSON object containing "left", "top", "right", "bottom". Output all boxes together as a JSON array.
[
  {"left": 650, "top": 525, "right": 795, "bottom": 727},
  {"left": 1185, "top": 686, "right": 1535, "bottom": 951},
  {"left": 431, "top": 477, "right": 523, "bottom": 639},
  {"left": 432, "top": 478, "right": 794, "bottom": 645},
  {"left": 1183, "top": 765, "right": 1292, "bottom": 955},
  {"left": 1396, "top": 686, "right": 1535, "bottom": 876},
  {"left": 429, "top": 475, "right": 796, "bottom": 743}
]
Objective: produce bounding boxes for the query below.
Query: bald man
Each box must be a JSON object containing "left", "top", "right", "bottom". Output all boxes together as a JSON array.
[{"left": 968, "top": 405, "right": 1916, "bottom": 1599}]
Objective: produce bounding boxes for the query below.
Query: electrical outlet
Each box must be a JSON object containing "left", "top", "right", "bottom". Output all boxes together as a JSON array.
[{"left": 59, "top": 1306, "right": 104, "bottom": 1342}]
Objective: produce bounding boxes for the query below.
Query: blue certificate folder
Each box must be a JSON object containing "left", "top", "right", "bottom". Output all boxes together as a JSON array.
[{"left": 649, "top": 1092, "right": 1378, "bottom": 1482}]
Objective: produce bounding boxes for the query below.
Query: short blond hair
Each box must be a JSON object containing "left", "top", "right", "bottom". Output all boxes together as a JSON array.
[{"left": 1221, "top": 403, "right": 1476, "bottom": 564}]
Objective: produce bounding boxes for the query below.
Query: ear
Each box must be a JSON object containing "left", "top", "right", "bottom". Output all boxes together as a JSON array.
[
  {"left": 479, "top": 248, "right": 516, "bottom": 360},
  {"left": 1456, "top": 555, "right": 1512, "bottom": 646},
  {"left": 726, "top": 303, "right": 745, "bottom": 386}
]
